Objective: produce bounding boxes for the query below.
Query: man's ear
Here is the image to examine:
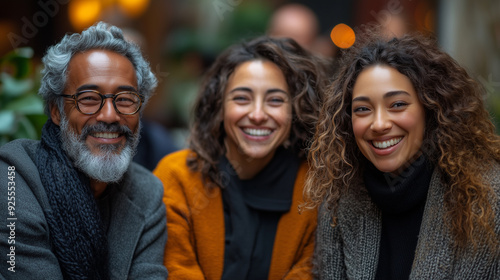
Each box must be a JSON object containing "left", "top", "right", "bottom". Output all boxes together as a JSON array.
[{"left": 50, "top": 105, "right": 61, "bottom": 126}]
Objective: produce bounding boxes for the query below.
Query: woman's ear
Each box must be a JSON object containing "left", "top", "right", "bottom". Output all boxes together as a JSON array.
[{"left": 50, "top": 104, "right": 61, "bottom": 126}]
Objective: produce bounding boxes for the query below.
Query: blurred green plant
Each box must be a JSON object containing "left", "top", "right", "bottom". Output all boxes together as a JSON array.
[{"left": 0, "top": 48, "right": 47, "bottom": 147}]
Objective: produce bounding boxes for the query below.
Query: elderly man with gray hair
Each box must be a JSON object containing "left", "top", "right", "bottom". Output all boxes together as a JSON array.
[{"left": 0, "top": 22, "right": 168, "bottom": 279}]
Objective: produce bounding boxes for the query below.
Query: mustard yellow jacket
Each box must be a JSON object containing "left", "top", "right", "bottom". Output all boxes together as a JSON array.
[{"left": 154, "top": 149, "right": 317, "bottom": 280}]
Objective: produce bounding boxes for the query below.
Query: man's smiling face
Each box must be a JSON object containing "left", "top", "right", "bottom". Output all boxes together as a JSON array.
[
  {"left": 51, "top": 49, "right": 140, "bottom": 156},
  {"left": 51, "top": 49, "right": 141, "bottom": 183}
]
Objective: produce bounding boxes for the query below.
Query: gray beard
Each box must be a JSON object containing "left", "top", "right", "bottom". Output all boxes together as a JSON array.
[{"left": 59, "top": 116, "right": 141, "bottom": 183}]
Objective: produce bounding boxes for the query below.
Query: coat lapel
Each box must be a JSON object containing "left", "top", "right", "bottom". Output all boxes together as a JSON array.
[
  {"left": 411, "top": 169, "right": 453, "bottom": 279},
  {"left": 192, "top": 184, "right": 225, "bottom": 280},
  {"left": 340, "top": 181, "right": 381, "bottom": 279},
  {"left": 106, "top": 189, "right": 145, "bottom": 278}
]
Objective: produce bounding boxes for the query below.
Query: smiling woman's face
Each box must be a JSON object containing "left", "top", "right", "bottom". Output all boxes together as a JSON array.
[
  {"left": 223, "top": 59, "right": 292, "bottom": 170},
  {"left": 351, "top": 64, "right": 425, "bottom": 173}
]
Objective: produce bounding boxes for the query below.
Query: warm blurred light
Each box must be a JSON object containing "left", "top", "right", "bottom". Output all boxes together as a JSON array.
[
  {"left": 330, "top": 23, "right": 355, "bottom": 49},
  {"left": 117, "top": 0, "right": 150, "bottom": 18},
  {"left": 415, "top": 1, "right": 434, "bottom": 32},
  {"left": 68, "top": 0, "right": 102, "bottom": 31}
]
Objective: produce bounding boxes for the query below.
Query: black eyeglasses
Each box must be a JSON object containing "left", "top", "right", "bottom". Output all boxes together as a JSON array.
[{"left": 61, "top": 90, "right": 144, "bottom": 115}]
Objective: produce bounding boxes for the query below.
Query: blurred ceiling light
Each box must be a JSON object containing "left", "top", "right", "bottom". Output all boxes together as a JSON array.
[
  {"left": 330, "top": 23, "right": 355, "bottom": 49},
  {"left": 68, "top": 0, "right": 102, "bottom": 31},
  {"left": 117, "top": 0, "right": 150, "bottom": 18}
]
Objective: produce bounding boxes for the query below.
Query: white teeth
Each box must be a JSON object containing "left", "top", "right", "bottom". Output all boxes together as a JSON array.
[
  {"left": 243, "top": 128, "right": 272, "bottom": 136},
  {"left": 94, "top": 132, "right": 119, "bottom": 139},
  {"left": 372, "top": 137, "right": 402, "bottom": 149}
]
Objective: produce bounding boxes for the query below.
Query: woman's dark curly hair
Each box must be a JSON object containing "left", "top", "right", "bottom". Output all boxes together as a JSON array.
[
  {"left": 305, "top": 26, "right": 500, "bottom": 249},
  {"left": 188, "top": 36, "right": 329, "bottom": 187}
]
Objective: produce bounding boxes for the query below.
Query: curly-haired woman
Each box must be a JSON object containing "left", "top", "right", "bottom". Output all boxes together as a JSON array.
[
  {"left": 305, "top": 28, "right": 500, "bottom": 279},
  {"left": 154, "top": 36, "right": 329, "bottom": 279}
]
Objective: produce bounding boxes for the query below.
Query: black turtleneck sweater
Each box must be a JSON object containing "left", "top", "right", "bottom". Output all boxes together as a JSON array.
[
  {"left": 363, "top": 155, "right": 434, "bottom": 280},
  {"left": 218, "top": 147, "right": 300, "bottom": 280}
]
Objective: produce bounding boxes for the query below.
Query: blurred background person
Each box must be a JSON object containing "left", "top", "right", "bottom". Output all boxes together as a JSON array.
[
  {"left": 267, "top": 4, "right": 318, "bottom": 52},
  {"left": 378, "top": 11, "right": 411, "bottom": 39},
  {"left": 267, "top": 3, "right": 337, "bottom": 62}
]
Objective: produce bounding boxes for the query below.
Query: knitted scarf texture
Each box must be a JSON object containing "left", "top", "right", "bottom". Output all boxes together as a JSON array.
[{"left": 35, "top": 120, "right": 109, "bottom": 279}]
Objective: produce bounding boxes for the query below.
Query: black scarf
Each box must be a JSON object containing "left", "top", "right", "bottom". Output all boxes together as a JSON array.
[
  {"left": 35, "top": 120, "right": 108, "bottom": 279},
  {"left": 364, "top": 154, "right": 433, "bottom": 213}
]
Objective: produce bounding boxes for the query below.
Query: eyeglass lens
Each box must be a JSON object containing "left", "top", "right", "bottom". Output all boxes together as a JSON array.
[{"left": 76, "top": 91, "right": 141, "bottom": 114}]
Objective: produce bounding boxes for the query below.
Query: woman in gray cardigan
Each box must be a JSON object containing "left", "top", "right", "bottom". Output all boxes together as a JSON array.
[{"left": 305, "top": 27, "right": 500, "bottom": 279}]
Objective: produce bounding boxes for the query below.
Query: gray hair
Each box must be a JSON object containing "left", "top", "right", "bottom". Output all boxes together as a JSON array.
[{"left": 39, "top": 21, "right": 157, "bottom": 116}]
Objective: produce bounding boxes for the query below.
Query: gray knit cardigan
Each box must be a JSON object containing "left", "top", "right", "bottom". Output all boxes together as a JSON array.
[{"left": 314, "top": 165, "right": 500, "bottom": 279}]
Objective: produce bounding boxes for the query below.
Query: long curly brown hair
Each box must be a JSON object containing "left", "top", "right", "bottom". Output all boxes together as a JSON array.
[
  {"left": 305, "top": 27, "right": 500, "bottom": 249},
  {"left": 188, "top": 36, "right": 329, "bottom": 186}
]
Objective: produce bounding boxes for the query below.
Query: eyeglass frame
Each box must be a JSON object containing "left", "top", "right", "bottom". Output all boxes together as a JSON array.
[{"left": 60, "top": 90, "right": 145, "bottom": 115}]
